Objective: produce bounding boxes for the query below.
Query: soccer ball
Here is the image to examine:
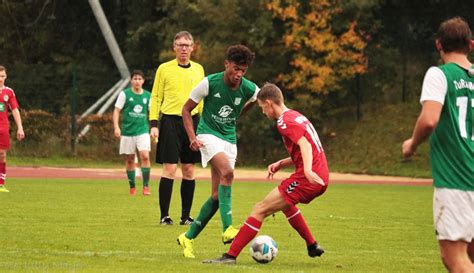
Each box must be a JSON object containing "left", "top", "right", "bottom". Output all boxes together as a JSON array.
[{"left": 249, "top": 235, "right": 278, "bottom": 263}]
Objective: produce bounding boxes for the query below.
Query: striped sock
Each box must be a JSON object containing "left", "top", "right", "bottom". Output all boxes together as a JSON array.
[
  {"left": 283, "top": 205, "right": 316, "bottom": 246},
  {"left": 228, "top": 216, "right": 262, "bottom": 257}
]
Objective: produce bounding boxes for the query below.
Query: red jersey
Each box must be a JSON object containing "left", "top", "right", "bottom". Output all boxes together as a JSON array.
[
  {"left": 0, "top": 86, "right": 19, "bottom": 130},
  {"left": 277, "top": 109, "right": 329, "bottom": 183}
]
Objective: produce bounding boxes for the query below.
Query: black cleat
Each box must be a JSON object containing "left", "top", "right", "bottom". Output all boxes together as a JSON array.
[
  {"left": 160, "top": 216, "right": 174, "bottom": 225},
  {"left": 307, "top": 243, "right": 324, "bottom": 257},
  {"left": 202, "top": 253, "right": 236, "bottom": 264},
  {"left": 180, "top": 216, "right": 194, "bottom": 225}
]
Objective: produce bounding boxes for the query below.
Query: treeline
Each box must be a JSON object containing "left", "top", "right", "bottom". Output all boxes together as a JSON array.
[{"left": 1, "top": 0, "right": 473, "bottom": 167}]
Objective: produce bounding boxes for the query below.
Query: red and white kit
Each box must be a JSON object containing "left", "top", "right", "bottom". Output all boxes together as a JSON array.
[
  {"left": 0, "top": 86, "right": 19, "bottom": 149},
  {"left": 276, "top": 109, "right": 329, "bottom": 205}
]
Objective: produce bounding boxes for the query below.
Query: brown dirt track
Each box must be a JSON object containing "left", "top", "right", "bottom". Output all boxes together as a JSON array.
[{"left": 9, "top": 166, "right": 432, "bottom": 186}]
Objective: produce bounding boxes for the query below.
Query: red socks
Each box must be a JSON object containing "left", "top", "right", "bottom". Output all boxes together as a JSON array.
[
  {"left": 228, "top": 216, "right": 262, "bottom": 257},
  {"left": 0, "top": 162, "right": 5, "bottom": 185},
  {"left": 283, "top": 205, "right": 316, "bottom": 246}
]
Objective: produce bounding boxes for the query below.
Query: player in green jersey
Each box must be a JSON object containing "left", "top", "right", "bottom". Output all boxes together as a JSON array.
[
  {"left": 177, "top": 45, "right": 259, "bottom": 258},
  {"left": 402, "top": 17, "right": 473, "bottom": 273},
  {"left": 113, "top": 70, "right": 152, "bottom": 196}
]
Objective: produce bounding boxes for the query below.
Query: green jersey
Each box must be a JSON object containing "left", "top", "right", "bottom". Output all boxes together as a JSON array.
[
  {"left": 115, "top": 87, "right": 151, "bottom": 136},
  {"left": 189, "top": 72, "right": 259, "bottom": 144},
  {"left": 421, "top": 63, "right": 473, "bottom": 191}
]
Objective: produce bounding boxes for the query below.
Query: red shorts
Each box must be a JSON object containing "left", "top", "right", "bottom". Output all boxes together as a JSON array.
[
  {"left": 278, "top": 175, "right": 328, "bottom": 205},
  {"left": 0, "top": 129, "right": 10, "bottom": 150}
]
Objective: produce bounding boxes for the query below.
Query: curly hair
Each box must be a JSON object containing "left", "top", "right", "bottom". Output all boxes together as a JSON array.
[{"left": 225, "top": 45, "right": 255, "bottom": 66}]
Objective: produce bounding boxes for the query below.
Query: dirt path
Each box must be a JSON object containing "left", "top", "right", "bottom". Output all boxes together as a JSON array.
[{"left": 9, "top": 166, "right": 432, "bottom": 186}]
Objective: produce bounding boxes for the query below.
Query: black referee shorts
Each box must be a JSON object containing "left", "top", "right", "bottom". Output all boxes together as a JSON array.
[{"left": 156, "top": 114, "right": 201, "bottom": 164}]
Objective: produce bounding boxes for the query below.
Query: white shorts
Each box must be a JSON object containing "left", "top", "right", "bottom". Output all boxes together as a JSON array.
[
  {"left": 197, "top": 134, "right": 237, "bottom": 169},
  {"left": 119, "top": 133, "right": 151, "bottom": 155},
  {"left": 433, "top": 187, "right": 474, "bottom": 242}
]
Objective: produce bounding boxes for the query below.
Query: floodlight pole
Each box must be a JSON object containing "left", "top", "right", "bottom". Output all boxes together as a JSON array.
[{"left": 78, "top": 0, "right": 131, "bottom": 140}]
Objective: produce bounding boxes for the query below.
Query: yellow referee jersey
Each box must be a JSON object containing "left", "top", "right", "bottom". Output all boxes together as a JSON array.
[{"left": 149, "top": 59, "right": 204, "bottom": 121}]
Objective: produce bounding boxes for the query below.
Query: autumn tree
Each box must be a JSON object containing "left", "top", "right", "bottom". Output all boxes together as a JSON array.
[{"left": 267, "top": 0, "right": 367, "bottom": 97}]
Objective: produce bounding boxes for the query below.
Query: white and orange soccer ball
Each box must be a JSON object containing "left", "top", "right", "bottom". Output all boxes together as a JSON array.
[{"left": 249, "top": 235, "right": 278, "bottom": 263}]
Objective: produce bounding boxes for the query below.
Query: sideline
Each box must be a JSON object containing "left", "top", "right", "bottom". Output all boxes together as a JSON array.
[{"left": 8, "top": 166, "right": 432, "bottom": 186}]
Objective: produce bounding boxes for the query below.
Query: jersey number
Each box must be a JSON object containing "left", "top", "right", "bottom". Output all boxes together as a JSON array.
[{"left": 456, "top": 96, "right": 474, "bottom": 140}]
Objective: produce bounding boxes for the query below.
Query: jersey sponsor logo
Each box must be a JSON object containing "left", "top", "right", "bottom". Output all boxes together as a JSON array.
[
  {"left": 133, "top": 105, "right": 143, "bottom": 113},
  {"left": 218, "top": 105, "right": 233, "bottom": 118},
  {"left": 3, "top": 95, "right": 8, "bottom": 102},
  {"left": 286, "top": 181, "right": 299, "bottom": 193},
  {"left": 234, "top": 97, "right": 242, "bottom": 105},
  {"left": 0, "top": 103, "right": 4, "bottom": 112},
  {"left": 214, "top": 93, "right": 221, "bottom": 98}
]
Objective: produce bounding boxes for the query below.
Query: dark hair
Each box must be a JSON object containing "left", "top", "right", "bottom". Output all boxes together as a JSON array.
[
  {"left": 0, "top": 65, "right": 6, "bottom": 73},
  {"left": 437, "top": 17, "right": 472, "bottom": 54},
  {"left": 174, "top": 31, "right": 194, "bottom": 44},
  {"left": 131, "top": 70, "right": 145, "bottom": 79},
  {"left": 226, "top": 45, "right": 255, "bottom": 66},
  {"left": 257, "top": 83, "right": 284, "bottom": 105}
]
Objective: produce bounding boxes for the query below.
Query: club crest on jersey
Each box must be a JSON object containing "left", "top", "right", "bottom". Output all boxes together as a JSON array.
[
  {"left": 218, "top": 105, "right": 233, "bottom": 118},
  {"left": 143, "top": 98, "right": 147, "bottom": 104},
  {"left": 286, "top": 181, "right": 299, "bottom": 193},
  {"left": 3, "top": 95, "right": 8, "bottom": 102},
  {"left": 234, "top": 97, "right": 242, "bottom": 105}
]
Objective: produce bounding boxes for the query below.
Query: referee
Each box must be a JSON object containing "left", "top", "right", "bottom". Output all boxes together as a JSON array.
[{"left": 149, "top": 31, "right": 204, "bottom": 225}]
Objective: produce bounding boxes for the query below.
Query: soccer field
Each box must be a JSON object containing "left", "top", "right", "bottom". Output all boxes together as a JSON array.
[{"left": 1, "top": 178, "right": 444, "bottom": 273}]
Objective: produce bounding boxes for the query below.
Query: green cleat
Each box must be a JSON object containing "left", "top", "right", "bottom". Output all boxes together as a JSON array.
[
  {"left": 0, "top": 185, "right": 9, "bottom": 193},
  {"left": 177, "top": 233, "right": 195, "bottom": 258},
  {"left": 222, "top": 225, "right": 239, "bottom": 245}
]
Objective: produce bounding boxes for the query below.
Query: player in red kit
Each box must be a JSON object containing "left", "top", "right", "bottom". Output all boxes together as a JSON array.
[
  {"left": 203, "top": 83, "right": 329, "bottom": 264},
  {"left": 0, "top": 65, "right": 25, "bottom": 193}
]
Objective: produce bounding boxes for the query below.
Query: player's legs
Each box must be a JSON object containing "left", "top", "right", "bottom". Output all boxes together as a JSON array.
[
  {"left": 0, "top": 149, "right": 7, "bottom": 192},
  {"left": 226, "top": 187, "right": 288, "bottom": 258},
  {"left": 159, "top": 163, "right": 177, "bottom": 224},
  {"left": 178, "top": 165, "right": 220, "bottom": 258},
  {"left": 209, "top": 152, "right": 235, "bottom": 233},
  {"left": 138, "top": 150, "right": 151, "bottom": 195},
  {"left": 433, "top": 188, "right": 474, "bottom": 272},
  {"left": 184, "top": 165, "right": 220, "bottom": 239},
  {"left": 120, "top": 136, "right": 137, "bottom": 194},
  {"left": 136, "top": 134, "right": 151, "bottom": 195},
  {"left": 156, "top": 115, "right": 181, "bottom": 224},
  {"left": 0, "top": 129, "right": 11, "bottom": 192},
  {"left": 439, "top": 240, "right": 474, "bottom": 273},
  {"left": 179, "top": 163, "right": 195, "bottom": 224}
]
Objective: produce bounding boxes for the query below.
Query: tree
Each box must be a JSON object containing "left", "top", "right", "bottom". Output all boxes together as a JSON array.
[{"left": 267, "top": 0, "right": 368, "bottom": 97}]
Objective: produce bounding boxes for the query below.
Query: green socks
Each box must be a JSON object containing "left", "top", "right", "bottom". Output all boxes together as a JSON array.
[
  {"left": 141, "top": 167, "right": 150, "bottom": 187},
  {"left": 186, "top": 197, "right": 219, "bottom": 239},
  {"left": 218, "top": 184, "right": 232, "bottom": 231},
  {"left": 126, "top": 170, "right": 136, "bottom": 188}
]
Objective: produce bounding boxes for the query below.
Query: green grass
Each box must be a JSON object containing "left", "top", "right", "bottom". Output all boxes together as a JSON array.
[
  {"left": 324, "top": 102, "right": 432, "bottom": 178},
  {"left": 1, "top": 178, "right": 444, "bottom": 272}
]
